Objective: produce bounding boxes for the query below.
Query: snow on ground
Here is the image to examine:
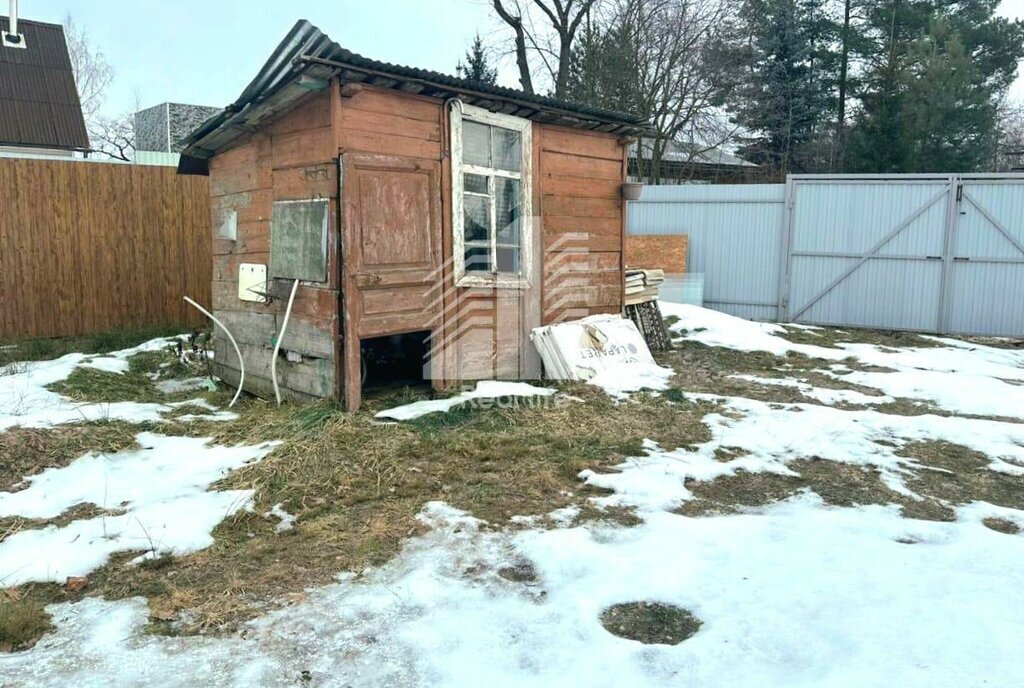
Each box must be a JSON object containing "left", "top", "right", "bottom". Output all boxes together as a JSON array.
[
  {"left": 583, "top": 394, "right": 1024, "bottom": 511},
  {"left": 0, "top": 337, "right": 230, "bottom": 431},
  {"left": 4, "top": 314, "right": 1024, "bottom": 686},
  {"left": 3, "top": 496, "right": 1023, "bottom": 688},
  {"left": 662, "top": 302, "right": 1024, "bottom": 418},
  {"left": 376, "top": 381, "right": 556, "bottom": 421},
  {"left": 0, "top": 433, "right": 278, "bottom": 586},
  {"left": 586, "top": 363, "right": 674, "bottom": 399}
]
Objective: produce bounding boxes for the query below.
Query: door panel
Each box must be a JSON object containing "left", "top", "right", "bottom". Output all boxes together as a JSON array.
[
  {"left": 341, "top": 152, "right": 443, "bottom": 410},
  {"left": 343, "top": 153, "right": 442, "bottom": 338}
]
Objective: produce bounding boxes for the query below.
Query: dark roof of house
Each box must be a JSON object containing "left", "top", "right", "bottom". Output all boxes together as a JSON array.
[
  {"left": 179, "top": 20, "right": 652, "bottom": 173},
  {"left": 0, "top": 17, "right": 89, "bottom": 151}
]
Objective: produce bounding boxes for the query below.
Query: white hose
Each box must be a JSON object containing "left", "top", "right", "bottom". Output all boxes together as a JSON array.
[
  {"left": 271, "top": 279, "right": 300, "bottom": 406},
  {"left": 183, "top": 296, "right": 244, "bottom": 408}
]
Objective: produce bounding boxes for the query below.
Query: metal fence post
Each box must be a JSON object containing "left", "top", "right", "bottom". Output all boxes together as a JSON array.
[
  {"left": 936, "top": 174, "right": 960, "bottom": 335},
  {"left": 776, "top": 175, "right": 796, "bottom": 322}
]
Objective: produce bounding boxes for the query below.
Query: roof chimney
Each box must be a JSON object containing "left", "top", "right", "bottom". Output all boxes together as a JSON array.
[{"left": 2, "top": 0, "right": 26, "bottom": 49}]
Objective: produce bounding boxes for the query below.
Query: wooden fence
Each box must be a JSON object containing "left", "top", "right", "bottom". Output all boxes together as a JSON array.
[{"left": 0, "top": 157, "right": 211, "bottom": 340}]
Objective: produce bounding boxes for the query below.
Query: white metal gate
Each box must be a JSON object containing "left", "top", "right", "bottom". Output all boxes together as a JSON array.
[
  {"left": 626, "top": 174, "right": 1024, "bottom": 336},
  {"left": 780, "top": 174, "right": 1024, "bottom": 336}
]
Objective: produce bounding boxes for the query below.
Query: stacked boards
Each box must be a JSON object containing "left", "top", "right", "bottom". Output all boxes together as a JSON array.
[
  {"left": 625, "top": 268, "right": 665, "bottom": 306},
  {"left": 624, "top": 268, "right": 672, "bottom": 351}
]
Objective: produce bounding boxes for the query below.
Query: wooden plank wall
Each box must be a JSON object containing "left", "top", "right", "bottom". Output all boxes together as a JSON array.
[
  {"left": 208, "top": 92, "right": 340, "bottom": 401},
  {"left": 0, "top": 157, "right": 210, "bottom": 340},
  {"left": 538, "top": 124, "right": 625, "bottom": 324}
]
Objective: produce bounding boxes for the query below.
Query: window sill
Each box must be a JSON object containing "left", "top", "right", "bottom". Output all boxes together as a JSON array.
[{"left": 456, "top": 274, "right": 530, "bottom": 290}]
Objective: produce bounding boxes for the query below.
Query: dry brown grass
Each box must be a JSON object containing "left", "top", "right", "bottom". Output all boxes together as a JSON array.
[
  {"left": 600, "top": 602, "right": 702, "bottom": 645},
  {"left": 982, "top": 517, "right": 1021, "bottom": 535},
  {"left": 3, "top": 384, "right": 718, "bottom": 637},
  {"left": 898, "top": 441, "right": 1024, "bottom": 511},
  {"left": 0, "top": 590, "right": 53, "bottom": 652},
  {"left": 0, "top": 422, "right": 141, "bottom": 492},
  {"left": 776, "top": 325, "right": 945, "bottom": 350}
]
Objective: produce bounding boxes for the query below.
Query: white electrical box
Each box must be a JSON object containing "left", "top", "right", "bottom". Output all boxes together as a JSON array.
[{"left": 238, "top": 263, "right": 268, "bottom": 302}]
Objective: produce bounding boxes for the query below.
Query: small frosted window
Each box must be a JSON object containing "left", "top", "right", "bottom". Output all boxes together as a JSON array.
[{"left": 270, "top": 200, "right": 328, "bottom": 282}]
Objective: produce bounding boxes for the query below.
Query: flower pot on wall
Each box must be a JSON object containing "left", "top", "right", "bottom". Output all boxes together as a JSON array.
[{"left": 621, "top": 182, "right": 643, "bottom": 201}]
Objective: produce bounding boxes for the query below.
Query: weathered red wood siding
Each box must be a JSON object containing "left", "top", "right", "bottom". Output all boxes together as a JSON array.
[
  {"left": 537, "top": 124, "right": 626, "bottom": 324},
  {"left": 204, "top": 82, "right": 627, "bottom": 404},
  {"left": 207, "top": 92, "right": 340, "bottom": 400}
]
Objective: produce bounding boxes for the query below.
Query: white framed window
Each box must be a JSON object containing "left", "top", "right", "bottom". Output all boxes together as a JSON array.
[{"left": 450, "top": 103, "right": 533, "bottom": 288}]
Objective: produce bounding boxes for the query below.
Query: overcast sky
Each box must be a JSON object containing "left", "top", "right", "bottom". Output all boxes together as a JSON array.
[{"left": 13, "top": 0, "right": 1024, "bottom": 116}]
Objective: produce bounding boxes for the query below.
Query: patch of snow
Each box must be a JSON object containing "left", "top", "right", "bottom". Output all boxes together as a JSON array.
[
  {"left": 661, "top": 302, "right": 841, "bottom": 359},
  {"left": 582, "top": 395, "right": 1024, "bottom": 512},
  {"left": 0, "top": 338, "right": 230, "bottom": 431},
  {"left": 0, "top": 433, "right": 278, "bottom": 586},
  {"left": 155, "top": 377, "right": 213, "bottom": 395},
  {"left": 957, "top": 501, "right": 1024, "bottom": 532},
  {"left": 827, "top": 368, "right": 1024, "bottom": 419},
  {"left": 375, "top": 381, "right": 555, "bottom": 421},
  {"left": 662, "top": 303, "right": 1024, "bottom": 418},
  {"left": 5, "top": 499, "right": 1024, "bottom": 687},
  {"left": 265, "top": 503, "right": 297, "bottom": 533},
  {"left": 78, "top": 357, "right": 130, "bottom": 374},
  {"left": 587, "top": 364, "right": 674, "bottom": 399},
  {"left": 77, "top": 336, "right": 187, "bottom": 376}
]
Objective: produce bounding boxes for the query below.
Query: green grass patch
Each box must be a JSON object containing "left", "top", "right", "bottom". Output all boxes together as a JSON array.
[{"left": 0, "top": 326, "right": 187, "bottom": 367}]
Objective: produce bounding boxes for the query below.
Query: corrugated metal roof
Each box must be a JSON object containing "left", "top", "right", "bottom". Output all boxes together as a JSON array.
[
  {"left": 180, "top": 19, "right": 652, "bottom": 166},
  {"left": 0, "top": 16, "right": 89, "bottom": 151}
]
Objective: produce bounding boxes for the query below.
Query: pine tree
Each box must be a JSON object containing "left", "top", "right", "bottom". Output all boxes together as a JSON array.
[
  {"left": 900, "top": 19, "right": 996, "bottom": 171},
  {"left": 846, "top": 0, "right": 1022, "bottom": 172},
  {"left": 456, "top": 34, "right": 498, "bottom": 86},
  {"left": 564, "top": 17, "right": 641, "bottom": 114},
  {"left": 728, "top": 0, "right": 832, "bottom": 175}
]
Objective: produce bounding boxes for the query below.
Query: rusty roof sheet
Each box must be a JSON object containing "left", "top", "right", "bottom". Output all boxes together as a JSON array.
[{"left": 0, "top": 16, "right": 89, "bottom": 151}]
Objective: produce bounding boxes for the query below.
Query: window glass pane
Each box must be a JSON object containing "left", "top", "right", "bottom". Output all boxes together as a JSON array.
[
  {"left": 463, "top": 173, "right": 488, "bottom": 195},
  {"left": 464, "top": 194, "right": 490, "bottom": 242},
  {"left": 492, "top": 126, "right": 521, "bottom": 172},
  {"left": 463, "top": 120, "right": 491, "bottom": 167},
  {"left": 495, "top": 177, "right": 520, "bottom": 245},
  {"left": 465, "top": 245, "right": 491, "bottom": 273},
  {"left": 496, "top": 246, "right": 520, "bottom": 273}
]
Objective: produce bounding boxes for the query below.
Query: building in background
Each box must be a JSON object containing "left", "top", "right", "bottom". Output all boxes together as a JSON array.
[
  {"left": 134, "top": 102, "right": 221, "bottom": 165},
  {"left": 629, "top": 140, "right": 767, "bottom": 185},
  {"left": 0, "top": 14, "right": 89, "bottom": 158}
]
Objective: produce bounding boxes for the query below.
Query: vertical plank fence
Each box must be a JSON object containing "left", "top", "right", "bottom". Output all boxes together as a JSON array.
[{"left": 0, "top": 157, "right": 211, "bottom": 340}]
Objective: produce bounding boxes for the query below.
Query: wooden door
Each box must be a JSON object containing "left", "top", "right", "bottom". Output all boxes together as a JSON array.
[{"left": 341, "top": 152, "right": 443, "bottom": 410}]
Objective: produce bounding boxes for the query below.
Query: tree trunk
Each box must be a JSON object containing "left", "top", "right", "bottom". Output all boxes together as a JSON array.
[
  {"left": 493, "top": 0, "right": 535, "bottom": 94},
  {"left": 836, "top": 0, "right": 852, "bottom": 170}
]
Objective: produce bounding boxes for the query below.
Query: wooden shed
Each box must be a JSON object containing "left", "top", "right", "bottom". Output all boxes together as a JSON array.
[{"left": 178, "top": 20, "right": 650, "bottom": 410}]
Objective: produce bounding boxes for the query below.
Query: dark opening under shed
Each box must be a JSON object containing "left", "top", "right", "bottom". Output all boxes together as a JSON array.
[{"left": 178, "top": 20, "right": 651, "bottom": 410}]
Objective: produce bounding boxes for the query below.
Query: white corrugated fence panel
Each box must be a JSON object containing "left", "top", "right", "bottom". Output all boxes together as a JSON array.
[
  {"left": 786, "top": 177, "right": 952, "bottom": 331},
  {"left": 626, "top": 175, "right": 1024, "bottom": 336},
  {"left": 628, "top": 184, "right": 786, "bottom": 321},
  {"left": 946, "top": 178, "right": 1024, "bottom": 336}
]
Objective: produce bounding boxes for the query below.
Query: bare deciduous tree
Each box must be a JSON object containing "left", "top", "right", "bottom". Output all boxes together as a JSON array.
[
  {"left": 993, "top": 101, "right": 1024, "bottom": 172},
  {"left": 89, "top": 113, "right": 135, "bottom": 162},
  {"left": 63, "top": 14, "right": 113, "bottom": 124},
  {"left": 622, "top": 0, "right": 740, "bottom": 183},
  {"left": 492, "top": 0, "right": 603, "bottom": 97}
]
